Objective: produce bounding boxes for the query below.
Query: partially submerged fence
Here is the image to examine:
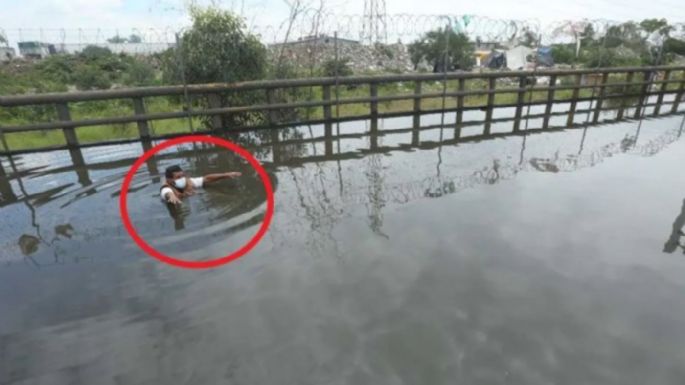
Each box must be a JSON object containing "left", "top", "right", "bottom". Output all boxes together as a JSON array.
[{"left": 1, "top": 65, "right": 685, "bottom": 155}]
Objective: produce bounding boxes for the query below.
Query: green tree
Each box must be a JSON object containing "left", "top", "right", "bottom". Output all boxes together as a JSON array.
[
  {"left": 322, "top": 58, "right": 353, "bottom": 77},
  {"left": 605, "top": 22, "right": 645, "bottom": 50},
  {"left": 165, "top": 6, "right": 267, "bottom": 84},
  {"left": 107, "top": 35, "right": 127, "bottom": 44},
  {"left": 664, "top": 37, "right": 685, "bottom": 56},
  {"left": 640, "top": 18, "right": 671, "bottom": 34},
  {"left": 550, "top": 44, "right": 577, "bottom": 64},
  {"left": 80, "top": 45, "right": 113, "bottom": 61},
  {"left": 580, "top": 24, "right": 596, "bottom": 48},
  {"left": 519, "top": 28, "right": 539, "bottom": 48},
  {"left": 408, "top": 28, "right": 475, "bottom": 72},
  {"left": 128, "top": 34, "right": 142, "bottom": 43}
]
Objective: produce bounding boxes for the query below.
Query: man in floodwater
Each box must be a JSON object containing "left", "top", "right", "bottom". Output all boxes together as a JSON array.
[{"left": 161, "top": 165, "right": 241, "bottom": 205}]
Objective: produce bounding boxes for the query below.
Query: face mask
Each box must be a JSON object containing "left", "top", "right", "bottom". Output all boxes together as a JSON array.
[{"left": 173, "top": 178, "right": 187, "bottom": 190}]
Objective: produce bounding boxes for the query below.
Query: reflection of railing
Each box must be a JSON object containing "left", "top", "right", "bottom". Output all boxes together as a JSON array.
[
  {"left": 341, "top": 125, "right": 684, "bottom": 207},
  {"left": 2, "top": 112, "right": 683, "bottom": 267},
  {"left": 2, "top": 109, "right": 682, "bottom": 210},
  {"left": 1, "top": 65, "right": 684, "bottom": 154}
]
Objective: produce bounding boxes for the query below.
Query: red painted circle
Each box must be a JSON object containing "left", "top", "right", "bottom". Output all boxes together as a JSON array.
[{"left": 119, "top": 135, "right": 274, "bottom": 269}]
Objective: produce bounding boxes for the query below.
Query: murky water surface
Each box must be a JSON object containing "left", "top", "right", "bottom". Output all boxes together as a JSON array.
[{"left": 2, "top": 111, "right": 685, "bottom": 384}]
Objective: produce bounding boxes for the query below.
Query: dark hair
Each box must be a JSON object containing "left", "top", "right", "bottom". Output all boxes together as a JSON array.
[{"left": 165, "top": 165, "right": 183, "bottom": 179}]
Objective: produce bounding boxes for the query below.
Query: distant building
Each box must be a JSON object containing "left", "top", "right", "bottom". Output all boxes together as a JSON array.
[
  {"left": 474, "top": 40, "right": 505, "bottom": 67},
  {"left": 271, "top": 34, "right": 360, "bottom": 48},
  {"left": 54, "top": 42, "right": 174, "bottom": 55},
  {"left": 475, "top": 40, "right": 500, "bottom": 51},
  {"left": 0, "top": 46, "right": 16, "bottom": 62},
  {"left": 505, "top": 45, "right": 534, "bottom": 70},
  {"left": 18, "top": 42, "right": 54, "bottom": 59}
]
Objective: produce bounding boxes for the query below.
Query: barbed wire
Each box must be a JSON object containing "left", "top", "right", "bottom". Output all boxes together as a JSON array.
[{"left": 2, "top": 15, "right": 684, "bottom": 49}]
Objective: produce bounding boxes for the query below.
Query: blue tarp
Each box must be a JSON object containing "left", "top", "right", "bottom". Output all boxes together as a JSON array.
[{"left": 537, "top": 47, "right": 554, "bottom": 67}]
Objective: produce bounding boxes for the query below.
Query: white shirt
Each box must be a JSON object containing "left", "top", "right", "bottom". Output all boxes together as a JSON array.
[{"left": 160, "top": 177, "right": 204, "bottom": 201}]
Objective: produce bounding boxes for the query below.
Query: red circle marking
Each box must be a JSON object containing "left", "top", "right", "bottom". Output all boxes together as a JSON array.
[{"left": 119, "top": 135, "right": 274, "bottom": 269}]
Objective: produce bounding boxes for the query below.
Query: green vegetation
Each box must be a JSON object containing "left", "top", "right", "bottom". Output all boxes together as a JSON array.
[
  {"left": 550, "top": 18, "right": 685, "bottom": 67},
  {"left": 107, "top": 34, "right": 142, "bottom": 44},
  {"left": 408, "top": 28, "right": 475, "bottom": 72},
  {"left": 162, "top": 6, "right": 266, "bottom": 84},
  {"left": 322, "top": 58, "right": 353, "bottom": 77},
  {"left": 1, "top": 12, "right": 684, "bottom": 152}
]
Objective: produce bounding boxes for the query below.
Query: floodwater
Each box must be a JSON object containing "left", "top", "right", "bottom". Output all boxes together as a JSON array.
[{"left": 2, "top": 108, "right": 685, "bottom": 384}]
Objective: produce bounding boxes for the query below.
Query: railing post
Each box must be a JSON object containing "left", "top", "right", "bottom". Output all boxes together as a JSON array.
[
  {"left": 266, "top": 89, "right": 278, "bottom": 126},
  {"left": 634, "top": 70, "right": 652, "bottom": 119},
  {"left": 370, "top": 118, "right": 378, "bottom": 150},
  {"left": 484, "top": 77, "right": 496, "bottom": 135},
  {"left": 672, "top": 70, "right": 685, "bottom": 114},
  {"left": 271, "top": 129, "right": 281, "bottom": 165},
  {"left": 0, "top": 159, "right": 18, "bottom": 203},
  {"left": 323, "top": 84, "right": 334, "bottom": 156},
  {"left": 455, "top": 78, "right": 465, "bottom": 131},
  {"left": 542, "top": 75, "right": 557, "bottom": 129},
  {"left": 653, "top": 70, "right": 671, "bottom": 116},
  {"left": 412, "top": 111, "right": 420, "bottom": 146},
  {"left": 617, "top": 71, "right": 634, "bottom": 120},
  {"left": 56, "top": 102, "right": 78, "bottom": 147},
  {"left": 324, "top": 121, "right": 333, "bottom": 156},
  {"left": 132, "top": 97, "right": 151, "bottom": 139},
  {"left": 566, "top": 74, "right": 582, "bottom": 127},
  {"left": 413, "top": 81, "right": 422, "bottom": 114},
  {"left": 207, "top": 93, "right": 224, "bottom": 130},
  {"left": 144, "top": 145, "right": 160, "bottom": 177},
  {"left": 322, "top": 85, "right": 332, "bottom": 120},
  {"left": 513, "top": 75, "right": 527, "bottom": 132},
  {"left": 592, "top": 72, "right": 609, "bottom": 123},
  {"left": 369, "top": 82, "right": 378, "bottom": 118},
  {"left": 70, "top": 148, "right": 91, "bottom": 187}
]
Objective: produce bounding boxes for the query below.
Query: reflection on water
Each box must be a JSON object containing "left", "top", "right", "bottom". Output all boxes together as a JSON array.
[
  {"left": 664, "top": 199, "right": 685, "bottom": 254},
  {"left": 2, "top": 110, "right": 685, "bottom": 384}
]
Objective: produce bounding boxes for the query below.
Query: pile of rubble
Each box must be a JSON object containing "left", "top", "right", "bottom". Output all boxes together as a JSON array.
[{"left": 268, "top": 40, "right": 415, "bottom": 73}]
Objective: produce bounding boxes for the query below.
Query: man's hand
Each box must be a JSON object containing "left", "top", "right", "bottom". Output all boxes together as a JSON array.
[
  {"left": 166, "top": 193, "right": 182, "bottom": 205},
  {"left": 202, "top": 172, "right": 242, "bottom": 184}
]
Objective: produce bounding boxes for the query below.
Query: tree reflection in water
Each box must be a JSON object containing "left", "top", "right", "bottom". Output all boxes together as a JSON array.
[{"left": 664, "top": 198, "right": 685, "bottom": 254}]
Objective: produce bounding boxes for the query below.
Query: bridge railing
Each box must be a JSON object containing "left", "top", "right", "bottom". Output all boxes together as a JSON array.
[{"left": 1, "top": 65, "right": 685, "bottom": 154}]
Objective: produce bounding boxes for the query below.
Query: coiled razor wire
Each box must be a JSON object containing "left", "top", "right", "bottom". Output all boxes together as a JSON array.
[{"left": 3, "top": 17, "right": 684, "bottom": 48}]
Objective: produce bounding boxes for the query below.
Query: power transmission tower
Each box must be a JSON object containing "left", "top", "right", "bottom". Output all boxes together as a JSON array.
[{"left": 362, "top": 0, "right": 387, "bottom": 44}]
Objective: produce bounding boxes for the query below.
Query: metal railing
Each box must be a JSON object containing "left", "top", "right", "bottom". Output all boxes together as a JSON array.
[{"left": 1, "top": 65, "right": 685, "bottom": 154}]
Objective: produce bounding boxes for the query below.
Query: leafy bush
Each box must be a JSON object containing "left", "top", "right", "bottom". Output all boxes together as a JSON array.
[
  {"left": 123, "top": 60, "right": 156, "bottom": 86},
  {"left": 664, "top": 38, "right": 685, "bottom": 56},
  {"left": 408, "top": 29, "right": 475, "bottom": 72},
  {"left": 73, "top": 64, "right": 112, "bottom": 90},
  {"left": 164, "top": 6, "right": 267, "bottom": 84},
  {"left": 550, "top": 45, "right": 577, "bottom": 64},
  {"left": 322, "top": 58, "right": 353, "bottom": 77},
  {"left": 582, "top": 47, "right": 643, "bottom": 68}
]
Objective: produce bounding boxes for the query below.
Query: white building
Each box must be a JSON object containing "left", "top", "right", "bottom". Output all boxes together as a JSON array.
[
  {"left": 54, "top": 42, "right": 174, "bottom": 55},
  {"left": 505, "top": 45, "right": 534, "bottom": 70},
  {"left": 0, "top": 46, "right": 16, "bottom": 62}
]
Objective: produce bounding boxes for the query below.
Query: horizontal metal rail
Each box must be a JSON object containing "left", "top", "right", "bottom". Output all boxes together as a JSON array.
[
  {"left": 0, "top": 65, "right": 684, "bottom": 153},
  {"left": 1, "top": 88, "right": 679, "bottom": 133},
  {"left": 1, "top": 65, "right": 683, "bottom": 106}
]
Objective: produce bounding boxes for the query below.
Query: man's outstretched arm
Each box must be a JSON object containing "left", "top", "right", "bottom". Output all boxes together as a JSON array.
[{"left": 202, "top": 172, "right": 242, "bottom": 184}]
